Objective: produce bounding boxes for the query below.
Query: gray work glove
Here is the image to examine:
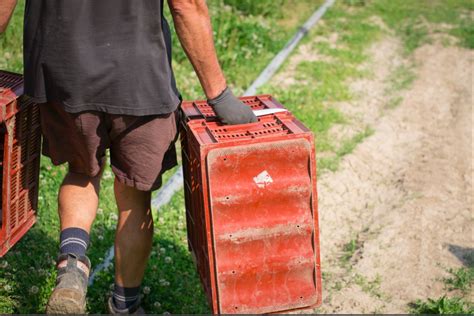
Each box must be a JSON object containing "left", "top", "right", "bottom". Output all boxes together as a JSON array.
[{"left": 208, "top": 87, "right": 258, "bottom": 125}]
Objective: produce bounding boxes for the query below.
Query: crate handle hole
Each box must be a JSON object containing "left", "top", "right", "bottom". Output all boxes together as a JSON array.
[{"left": 232, "top": 270, "right": 235, "bottom": 274}]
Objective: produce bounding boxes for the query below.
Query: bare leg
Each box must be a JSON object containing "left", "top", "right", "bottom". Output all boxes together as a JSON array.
[
  {"left": 113, "top": 177, "right": 154, "bottom": 287},
  {"left": 59, "top": 170, "right": 102, "bottom": 233},
  {"left": 57, "top": 169, "right": 102, "bottom": 274},
  {"left": 46, "top": 169, "right": 102, "bottom": 314}
]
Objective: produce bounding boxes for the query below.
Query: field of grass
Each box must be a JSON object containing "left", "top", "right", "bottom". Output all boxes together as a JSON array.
[{"left": 0, "top": 0, "right": 473, "bottom": 314}]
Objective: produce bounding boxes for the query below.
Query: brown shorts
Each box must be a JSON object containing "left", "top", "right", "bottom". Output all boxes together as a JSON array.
[{"left": 39, "top": 101, "right": 179, "bottom": 191}]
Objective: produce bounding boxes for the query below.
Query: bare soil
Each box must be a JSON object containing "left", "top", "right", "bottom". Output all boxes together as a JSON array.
[{"left": 282, "top": 34, "right": 473, "bottom": 312}]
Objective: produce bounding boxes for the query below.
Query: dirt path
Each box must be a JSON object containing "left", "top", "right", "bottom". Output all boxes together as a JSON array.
[{"left": 308, "top": 40, "right": 473, "bottom": 313}]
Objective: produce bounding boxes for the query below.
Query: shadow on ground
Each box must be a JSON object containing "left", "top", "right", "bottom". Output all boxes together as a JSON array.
[
  {"left": 86, "top": 237, "right": 210, "bottom": 314},
  {"left": 447, "top": 244, "right": 474, "bottom": 267}
]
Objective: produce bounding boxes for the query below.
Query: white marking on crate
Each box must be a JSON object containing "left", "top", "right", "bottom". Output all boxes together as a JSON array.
[{"left": 253, "top": 170, "right": 273, "bottom": 188}]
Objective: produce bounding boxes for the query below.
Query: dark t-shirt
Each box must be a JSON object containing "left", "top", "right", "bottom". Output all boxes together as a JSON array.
[{"left": 23, "top": 0, "right": 180, "bottom": 115}]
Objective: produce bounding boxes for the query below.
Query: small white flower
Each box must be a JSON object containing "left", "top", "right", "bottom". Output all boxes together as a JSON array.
[
  {"left": 164, "top": 257, "right": 172, "bottom": 264},
  {"left": 167, "top": 245, "right": 173, "bottom": 249},
  {"left": 110, "top": 213, "right": 118, "bottom": 221},
  {"left": 164, "top": 281, "right": 170, "bottom": 287},
  {"left": 109, "top": 283, "right": 115, "bottom": 290},
  {"left": 97, "top": 235, "right": 104, "bottom": 240},
  {"left": 159, "top": 217, "right": 165, "bottom": 224},
  {"left": 152, "top": 265, "right": 158, "bottom": 271},
  {"left": 29, "top": 286, "right": 39, "bottom": 294},
  {"left": 160, "top": 247, "right": 166, "bottom": 254},
  {"left": 143, "top": 286, "right": 151, "bottom": 294},
  {"left": 154, "top": 301, "right": 161, "bottom": 308},
  {"left": 0, "top": 261, "right": 8, "bottom": 268},
  {"left": 97, "top": 208, "right": 104, "bottom": 215},
  {"left": 163, "top": 312, "right": 170, "bottom": 315},
  {"left": 4, "top": 284, "right": 12, "bottom": 291}
]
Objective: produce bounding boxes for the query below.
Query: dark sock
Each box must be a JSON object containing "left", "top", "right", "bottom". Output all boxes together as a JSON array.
[
  {"left": 113, "top": 285, "right": 140, "bottom": 310},
  {"left": 59, "top": 227, "right": 90, "bottom": 256}
]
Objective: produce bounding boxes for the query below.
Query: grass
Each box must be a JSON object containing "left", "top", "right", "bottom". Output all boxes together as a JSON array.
[
  {"left": 384, "top": 64, "right": 416, "bottom": 109},
  {"left": 263, "top": 2, "right": 382, "bottom": 173},
  {"left": 409, "top": 265, "right": 474, "bottom": 314},
  {"left": 318, "top": 127, "right": 374, "bottom": 172},
  {"left": 0, "top": 0, "right": 24, "bottom": 72},
  {"left": 339, "top": 236, "right": 364, "bottom": 268},
  {"left": 444, "top": 267, "right": 474, "bottom": 293},
  {"left": 368, "top": 0, "right": 474, "bottom": 52},
  {"left": 354, "top": 273, "right": 383, "bottom": 299},
  {"left": 410, "top": 296, "right": 474, "bottom": 314},
  {"left": 387, "top": 64, "right": 417, "bottom": 93}
]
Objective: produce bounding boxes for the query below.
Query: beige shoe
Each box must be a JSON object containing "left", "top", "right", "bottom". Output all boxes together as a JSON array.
[{"left": 46, "top": 253, "right": 91, "bottom": 314}]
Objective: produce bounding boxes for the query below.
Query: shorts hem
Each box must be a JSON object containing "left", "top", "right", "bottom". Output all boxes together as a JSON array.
[
  {"left": 112, "top": 167, "right": 163, "bottom": 192},
  {"left": 43, "top": 156, "right": 103, "bottom": 178}
]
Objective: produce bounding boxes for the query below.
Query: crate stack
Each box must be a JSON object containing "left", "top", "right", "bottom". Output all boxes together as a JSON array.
[
  {"left": 180, "top": 95, "right": 322, "bottom": 314},
  {"left": 0, "top": 71, "right": 41, "bottom": 257}
]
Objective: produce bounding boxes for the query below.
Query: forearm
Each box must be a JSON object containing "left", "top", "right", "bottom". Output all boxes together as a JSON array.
[
  {"left": 0, "top": 0, "right": 17, "bottom": 34},
  {"left": 168, "top": 0, "right": 226, "bottom": 99}
]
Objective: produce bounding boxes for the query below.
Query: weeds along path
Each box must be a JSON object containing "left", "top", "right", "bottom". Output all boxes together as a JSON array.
[{"left": 311, "top": 40, "right": 473, "bottom": 312}]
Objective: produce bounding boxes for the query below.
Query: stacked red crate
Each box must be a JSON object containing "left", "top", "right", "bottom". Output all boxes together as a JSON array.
[
  {"left": 0, "top": 71, "right": 41, "bottom": 257},
  {"left": 180, "top": 95, "right": 322, "bottom": 314}
]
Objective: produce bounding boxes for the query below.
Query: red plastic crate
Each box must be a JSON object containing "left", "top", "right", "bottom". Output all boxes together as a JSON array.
[
  {"left": 180, "top": 95, "right": 322, "bottom": 314},
  {"left": 0, "top": 71, "right": 41, "bottom": 257},
  {"left": 181, "top": 94, "right": 285, "bottom": 120}
]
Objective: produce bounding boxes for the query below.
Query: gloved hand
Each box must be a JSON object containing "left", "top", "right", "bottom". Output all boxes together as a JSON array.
[{"left": 208, "top": 87, "right": 258, "bottom": 125}]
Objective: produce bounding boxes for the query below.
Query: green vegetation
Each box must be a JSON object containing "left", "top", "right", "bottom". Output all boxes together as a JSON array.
[
  {"left": 0, "top": 1, "right": 24, "bottom": 72},
  {"left": 387, "top": 64, "right": 417, "bottom": 93},
  {"left": 444, "top": 267, "right": 474, "bottom": 293},
  {"left": 354, "top": 273, "right": 383, "bottom": 299},
  {"left": 368, "top": 0, "right": 474, "bottom": 52},
  {"left": 384, "top": 64, "right": 416, "bottom": 109},
  {"left": 264, "top": 4, "right": 382, "bottom": 173},
  {"left": 410, "top": 296, "right": 473, "bottom": 314},
  {"left": 319, "top": 127, "right": 374, "bottom": 172},
  {"left": 340, "top": 237, "right": 362, "bottom": 267},
  {"left": 410, "top": 266, "right": 473, "bottom": 314}
]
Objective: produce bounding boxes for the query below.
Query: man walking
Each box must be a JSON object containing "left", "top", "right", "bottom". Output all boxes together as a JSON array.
[{"left": 0, "top": 0, "right": 256, "bottom": 313}]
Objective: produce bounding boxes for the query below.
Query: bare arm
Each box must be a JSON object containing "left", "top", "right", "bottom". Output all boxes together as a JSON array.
[
  {"left": 167, "top": 0, "right": 226, "bottom": 99},
  {"left": 0, "top": 0, "right": 17, "bottom": 34}
]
